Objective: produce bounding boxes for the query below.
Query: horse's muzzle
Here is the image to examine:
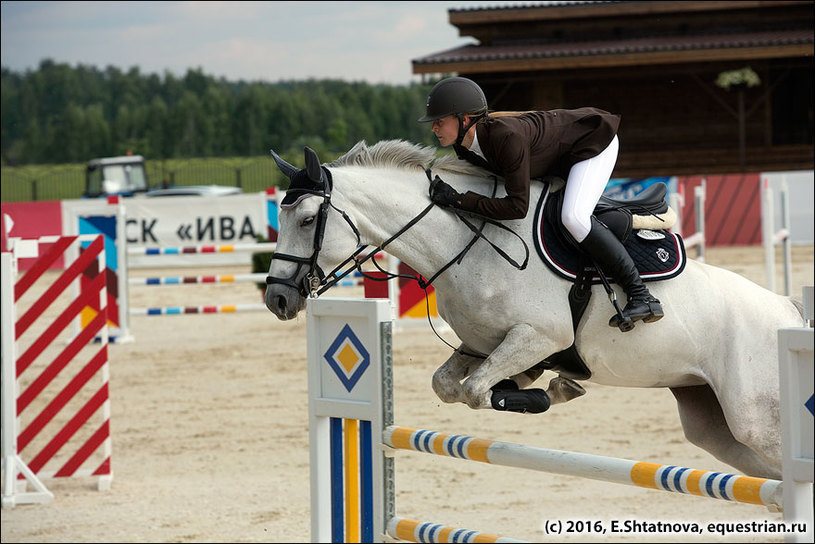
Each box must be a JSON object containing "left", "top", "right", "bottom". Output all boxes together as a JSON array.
[{"left": 264, "top": 283, "right": 306, "bottom": 320}]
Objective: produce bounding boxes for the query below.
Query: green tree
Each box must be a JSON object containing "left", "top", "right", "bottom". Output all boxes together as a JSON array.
[
  {"left": 232, "top": 84, "right": 269, "bottom": 156},
  {"left": 146, "top": 96, "right": 170, "bottom": 158},
  {"left": 0, "top": 62, "right": 435, "bottom": 165},
  {"left": 172, "top": 90, "right": 204, "bottom": 157},
  {"left": 85, "top": 103, "right": 112, "bottom": 157},
  {"left": 202, "top": 86, "right": 232, "bottom": 156}
]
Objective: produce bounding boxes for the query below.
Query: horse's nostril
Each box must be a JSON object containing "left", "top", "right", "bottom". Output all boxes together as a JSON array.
[{"left": 275, "top": 295, "right": 287, "bottom": 315}]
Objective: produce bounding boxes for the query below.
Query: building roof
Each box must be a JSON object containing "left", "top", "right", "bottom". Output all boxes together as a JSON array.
[
  {"left": 445, "top": 1, "right": 809, "bottom": 25},
  {"left": 412, "top": 1, "right": 814, "bottom": 74},
  {"left": 412, "top": 29, "right": 813, "bottom": 73}
]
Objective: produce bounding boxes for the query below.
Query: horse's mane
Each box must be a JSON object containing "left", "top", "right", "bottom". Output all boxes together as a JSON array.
[
  {"left": 327, "top": 139, "right": 495, "bottom": 180},
  {"left": 432, "top": 153, "right": 495, "bottom": 179},
  {"left": 327, "top": 140, "right": 434, "bottom": 170}
]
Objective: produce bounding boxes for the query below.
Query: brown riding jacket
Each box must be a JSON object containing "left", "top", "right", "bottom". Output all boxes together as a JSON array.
[{"left": 453, "top": 108, "right": 620, "bottom": 219}]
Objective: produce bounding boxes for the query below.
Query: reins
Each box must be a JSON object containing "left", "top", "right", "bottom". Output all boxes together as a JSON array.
[
  {"left": 313, "top": 202, "right": 435, "bottom": 296},
  {"left": 268, "top": 164, "right": 530, "bottom": 358},
  {"left": 424, "top": 169, "right": 529, "bottom": 281},
  {"left": 317, "top": 169, "right": 529, "bottom": 356}
]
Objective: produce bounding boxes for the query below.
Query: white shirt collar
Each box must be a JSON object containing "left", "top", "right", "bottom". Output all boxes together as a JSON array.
[{"left": 469, "top": 130, "right": 486, "bottom": 160}]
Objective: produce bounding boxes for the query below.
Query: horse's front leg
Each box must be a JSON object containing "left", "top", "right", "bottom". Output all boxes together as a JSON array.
[
  {"left": 462, "top": 323, "right": 567, "bottom": 413},
  {"left": 431, "top": 348, "right": 483, "bottom": 404}
]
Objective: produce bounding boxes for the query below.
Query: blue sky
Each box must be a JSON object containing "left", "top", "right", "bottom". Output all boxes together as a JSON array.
[{"left": 0, "top": 1, "right": 519, "bottom": 85}]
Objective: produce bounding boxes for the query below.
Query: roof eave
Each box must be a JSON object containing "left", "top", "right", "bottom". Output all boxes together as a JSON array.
[
  {"left": 448, "top": 1, "right": 812, "bottom": 26},
  {"left": 412, "top": 44, "right": 814, "bottom": 75}
]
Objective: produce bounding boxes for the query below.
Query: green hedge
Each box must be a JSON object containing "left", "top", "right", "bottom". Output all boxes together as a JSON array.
[{"left": 0, "top": 154, "right": 316, "bottom": 202}]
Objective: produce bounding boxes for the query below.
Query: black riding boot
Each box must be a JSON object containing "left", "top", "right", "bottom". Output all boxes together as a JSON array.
[{"left": 578, "top": 217, "right": 664, "bottom": 331}]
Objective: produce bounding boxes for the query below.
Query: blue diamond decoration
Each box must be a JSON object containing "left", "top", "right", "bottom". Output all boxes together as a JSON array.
[
  {"left": 805, "top": 394, "right": 814, "bottom": 417},
  {"left": 79, "top": 215, "right": 118, "bottom": 270},
  {"left": 323, "top": 323, "right": 370, "bottom": 392}
]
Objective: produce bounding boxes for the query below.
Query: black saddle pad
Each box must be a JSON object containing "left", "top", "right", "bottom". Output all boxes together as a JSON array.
[{"left": 532, "top": 184, "right": 687, "bottom": 284}]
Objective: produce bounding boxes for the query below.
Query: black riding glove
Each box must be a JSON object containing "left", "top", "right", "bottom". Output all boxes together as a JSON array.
[{"left": 430, "top": 179, "right": 462, "bottom": 208}]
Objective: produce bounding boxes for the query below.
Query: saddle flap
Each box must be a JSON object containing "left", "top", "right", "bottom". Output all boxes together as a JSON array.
[{"left": 533, "top": 182, "right": 687, "bottom": 284}]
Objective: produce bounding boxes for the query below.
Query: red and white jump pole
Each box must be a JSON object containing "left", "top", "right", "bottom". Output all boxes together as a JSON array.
[{"left": 2, "top": 235, "right": 113, "bottom": 507}]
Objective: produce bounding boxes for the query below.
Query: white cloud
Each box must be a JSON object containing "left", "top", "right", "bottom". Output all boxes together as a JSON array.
[{"left": 1, "top": 0, "right": 508, "bottom": 84}]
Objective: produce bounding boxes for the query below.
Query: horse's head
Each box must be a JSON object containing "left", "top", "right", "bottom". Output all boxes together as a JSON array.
[{"left": 264, "top": 146, "right": 360, "bottom": 320}]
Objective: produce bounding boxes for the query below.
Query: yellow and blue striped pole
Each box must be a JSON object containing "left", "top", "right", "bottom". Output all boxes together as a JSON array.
[
  {"left": 383, "top": 426, "right": 783, "bottom": 508},
  {"left": 387, "top": 517, "right": 526, "bottom": 543}
]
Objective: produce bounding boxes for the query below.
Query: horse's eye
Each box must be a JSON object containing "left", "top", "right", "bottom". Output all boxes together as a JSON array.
[{"left": 301, "top": 216, "right": 315, "bottom": 227}]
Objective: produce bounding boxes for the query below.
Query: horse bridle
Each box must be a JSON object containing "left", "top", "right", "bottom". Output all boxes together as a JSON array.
[
  {"left": 265, "top": 167, "right": 529, "bottom": 301},
  {"left": 264, "top": 167, "right": 367, "bottom": 298}
]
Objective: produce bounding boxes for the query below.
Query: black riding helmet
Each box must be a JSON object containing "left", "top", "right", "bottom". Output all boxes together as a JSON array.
[{"left": 418, "top": 77, "right": 488, "bottom": 145}]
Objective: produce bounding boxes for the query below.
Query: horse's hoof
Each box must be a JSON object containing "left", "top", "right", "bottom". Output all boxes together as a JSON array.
[
  {"left": 490, "top": 388, "right": 550, "bottom": 414},
  {"left": 547, "top": 376, "right": 586, "bottom": 405}
]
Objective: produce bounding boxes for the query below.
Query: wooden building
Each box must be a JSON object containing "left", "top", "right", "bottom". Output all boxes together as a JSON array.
[{"left": 412, "top": 1, "right": 814, "bottom": 177}]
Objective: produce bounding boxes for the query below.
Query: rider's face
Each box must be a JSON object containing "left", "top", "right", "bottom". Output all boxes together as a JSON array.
[{"left": 431, "top": 115, "right": 460, "bottom": 147}]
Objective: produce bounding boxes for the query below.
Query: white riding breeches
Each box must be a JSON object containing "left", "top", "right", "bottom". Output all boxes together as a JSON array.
[{"left": 560, "top": 135, "right": 619, "bottom": 243}]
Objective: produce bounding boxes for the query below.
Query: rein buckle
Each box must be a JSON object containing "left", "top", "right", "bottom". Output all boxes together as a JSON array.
[{"left": 306, "top": 274, "right": 322, "bottom": 298}]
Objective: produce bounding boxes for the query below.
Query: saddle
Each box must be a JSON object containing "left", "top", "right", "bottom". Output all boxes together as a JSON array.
[{"left": 531, "top": 178, "right": 687, "bottom": 380}]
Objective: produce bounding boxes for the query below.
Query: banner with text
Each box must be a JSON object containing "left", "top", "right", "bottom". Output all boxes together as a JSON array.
[{"left": 62, "top": 193, "right": 268, "bottom": 268}]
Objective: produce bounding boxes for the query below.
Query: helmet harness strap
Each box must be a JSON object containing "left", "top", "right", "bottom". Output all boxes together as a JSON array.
[{"left": 455, "top": 112, "right": 487, "bottom": 146}]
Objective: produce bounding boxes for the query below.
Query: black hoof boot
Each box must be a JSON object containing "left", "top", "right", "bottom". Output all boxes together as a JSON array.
[
  {"left": 609, "top": 296, "right": 664, "bottom": 330},
  {"left": 490, "top": 388, "right": 550, "bottom": 414},
  {"left": 490, "top": 379, "right": 519, "bottom": 392}
]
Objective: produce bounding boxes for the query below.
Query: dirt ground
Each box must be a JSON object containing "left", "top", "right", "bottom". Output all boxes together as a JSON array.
[{"left": 1, "top": 245, "right": 813, "bottom": 543}]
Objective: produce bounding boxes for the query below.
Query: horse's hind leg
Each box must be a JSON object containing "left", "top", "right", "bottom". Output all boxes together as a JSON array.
[{"left": 670, "top": 385, "right": 781, "bottom": 479}]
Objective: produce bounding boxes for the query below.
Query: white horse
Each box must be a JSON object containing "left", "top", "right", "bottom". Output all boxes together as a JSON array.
[{"left": 264, "top": 139, "right": 804, "bottom": 479}]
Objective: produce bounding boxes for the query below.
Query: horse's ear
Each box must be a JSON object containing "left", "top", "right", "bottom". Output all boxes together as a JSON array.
[
  {"left": 270, "top": 149, "right": 298, "bottom": 179},
  {"left": 304, "top": 147, "right": 322, "bottom": 184}
]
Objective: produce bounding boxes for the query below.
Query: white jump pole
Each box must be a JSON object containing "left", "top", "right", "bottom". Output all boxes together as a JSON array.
[
  {"left": 670, "top": 180, "right": 705, "bottom": 261},
  {"left": 763, "top": 178, "right": 792, "bottom": 295},
  {"left": 781, "top": 177, "right": 792, "bottom": 296},
  {"left": 692, "top": 182, "right": 706, "bottom": 262}
]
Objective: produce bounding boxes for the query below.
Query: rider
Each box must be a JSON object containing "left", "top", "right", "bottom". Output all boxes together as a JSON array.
[{"left": 418, "top": 76, "right": 663, "bottom": 330}]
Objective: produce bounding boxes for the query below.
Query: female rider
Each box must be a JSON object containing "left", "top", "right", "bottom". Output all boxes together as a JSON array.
[{"left": 418, "top": 76, "right": 663, "bottom": 330}]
